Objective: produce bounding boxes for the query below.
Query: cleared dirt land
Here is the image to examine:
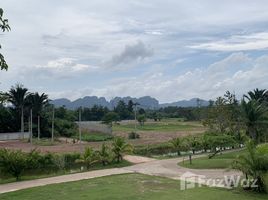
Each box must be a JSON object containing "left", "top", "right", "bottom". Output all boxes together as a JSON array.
[{"left": 0, "top": 120, "right": 206, "bottom": 153}]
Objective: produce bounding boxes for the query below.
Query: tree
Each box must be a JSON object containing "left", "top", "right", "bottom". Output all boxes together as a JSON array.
[
  {"left": 170, "top": 137, "right": 183, "bottom": 156},
  {"left": 137, "top": 114, "right": 146, "bottom": 126},
  {"left": 114, "top": 100, "right": 130, "bottom": 120},
  {"left": 96, "top": 143, "right": 111, "bottom": 166},
  {"left": 232, "top": 141, "right": 268, "bottom": 193},
  {"left": 28, "top": 93, "right": 49, "bottom": 139},
  {"left": 0, "top": 8, "right": 10, "bottom": 71},
  {"left": 112, "top": 137, "right": 132, "bottom": 163},
  {"left": 7, "top": 84, "right": 30, "bottom": 133},
  {"left": 244, "top": 88, "right": 267, "bottom": 104},
  {"left": 75, "top": 147, "right": 98, "bottom": 170},
  {"left": 241, "top": 99, "right": 267, "bottom": 143},
  {"left": 102, "top": 112, "right": 120, "bottom": 127}
]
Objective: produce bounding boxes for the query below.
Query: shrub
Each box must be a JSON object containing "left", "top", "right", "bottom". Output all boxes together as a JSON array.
[
  {"left": 128, "top": 131, "right": 140, "bottom": 139},
  {"left": 0, "top": 149, "right": 28, "bottom": 181}
]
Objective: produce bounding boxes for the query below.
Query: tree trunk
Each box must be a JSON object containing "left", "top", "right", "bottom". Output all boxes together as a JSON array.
[{"left": 38, "top": 115, "right": 40, "bottom": 140}]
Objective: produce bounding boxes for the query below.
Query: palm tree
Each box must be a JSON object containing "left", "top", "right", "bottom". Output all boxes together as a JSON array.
[
  {"left": 96, "top": 143, "right": 111, "bottom": 166},
  {"left": 244, "top": 88, "right": 267, "bottom": 103},
  {"left": 241, "top": 99, "right": 267, "bottom": 142},
  {"left": 75, "top": 147, "right": 98, "bottom": 170},
  {"left": 7, "top": 84, "right": 30, "bottom": 133},
  {"left": 112, "top": 137, "right": 132, "bottom": 163},
  {"left": 28, "top": 93, "right": 48, "bottom": 139},
  {"left": 170, "top": 137, "right": 183, "bottom": 156},
  {"left": 232, "top": 140, "right": 268, "bottom": 193}
]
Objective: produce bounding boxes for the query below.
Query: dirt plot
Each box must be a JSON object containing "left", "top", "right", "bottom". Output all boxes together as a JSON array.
[{"left": 0, "top": 129, "right": 205, "bottom": 153}]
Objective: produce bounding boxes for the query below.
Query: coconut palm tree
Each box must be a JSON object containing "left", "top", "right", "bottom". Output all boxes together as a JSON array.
[
  {"left": 96, "top": 143, "right": 111, "bottom": 166},
  {"left": 241, "top": 99, "right": 267, "bottom": 143},
  {"left": 28, "top": 92, "right": 48, "bottom": 139},
  {"left": 75, "top": 147, "right": 98, "bottom": 170},
  {"left": 232, "top": 140, "right": 268, "bottom": 193},
  {"left": 112, "top": 137, "right": 132, "bottom": 163},
  {"left": 170, "top": 137, "right": 183, "bottom": 156},
  {"left": 7, "top": 84, "right": 30, "bottom": 133}
]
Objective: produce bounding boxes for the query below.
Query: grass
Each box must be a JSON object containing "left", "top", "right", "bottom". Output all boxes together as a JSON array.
[
  {"left": 73, "top": 132, "right": 114, "bottom": 142},
  {"left": 113, "top": 119, "right": 204, "bottom": 132},
  {"left": 0, "top": 160, "right": 131, "bottom": 184},
  {"left": 179, "top": 149, "right": 247, "bottom": 169},
  {"left": 0, "top": 173, "right": 267, "bottom": 200}
]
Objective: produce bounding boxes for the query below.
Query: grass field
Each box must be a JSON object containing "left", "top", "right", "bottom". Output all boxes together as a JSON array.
[
  {"left": 73, "top": 132, "right": 114, "bottom": 142},
  {"left": 179, "top": 150, "right": 246, "bottom": 169},
  {"left": 0, "top": 173, "right": 267, "bottom": 200},
  {"left": 113, "top": 119, "right": 204, "bottom": 132}
]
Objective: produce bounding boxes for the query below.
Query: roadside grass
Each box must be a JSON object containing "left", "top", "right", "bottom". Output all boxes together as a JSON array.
[
  {"left": 0, "top": 173, "right": 267, "bottom": 200},
  {"left": 0, "top": 160, "right": 131, "bottom": 185},
  {"left": 113, "top": 120, "right": 204, "bottom": 132},
  {"left": 179, "top": 149, "right": 247, "bottom": 169}
]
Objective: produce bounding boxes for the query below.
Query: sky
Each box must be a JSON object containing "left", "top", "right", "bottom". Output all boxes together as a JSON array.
[{"left": 1, "top": 0, "right": 268, "bottom": 103}]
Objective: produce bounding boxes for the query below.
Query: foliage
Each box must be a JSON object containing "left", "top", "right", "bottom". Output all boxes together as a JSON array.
[
  {"left": 80, "top": 105, "right": 109, "bottom": 121},
  {"left": 137, "top": 114, "right": 146, "bottom": 126},
  {"left": 241, "top": 99, "right": 268, "bottom": 143},
  {"left": 128, "top": 131, "right": 140, "bottom": 139},
  {"left": 75, "top": 147, "right": 98, "bottom": 169},
  {"left": 96, "top": 143, "right": 112, "bottom": 166},
  {"left": 169, "top": 137, "right": 184, "bottom": 156},
  {"left": 102, "top": 112, "right": 120, "bottom": 126},
  {"left": 0, "top": 149, "right": 27, "bottom": 180},
  {"left": 233, "top": 141, "right": 268, "bottom": 193},
  {"left": 112, "top": 137, "right": 133, "bottom": 163},
  {"left": 0, "top": 8, "right": 10, "bottom": 71}
]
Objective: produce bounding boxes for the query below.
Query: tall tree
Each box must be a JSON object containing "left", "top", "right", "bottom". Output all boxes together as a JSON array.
[
  {"left": 7, "top": 84, "right": 30, "bottom": 133},
  {"left": 28, "top": 92, "right": 49, "bottom": 139},
  {"left": 0, "top": 8, "right": 10, "bottom": 71},
  {"left": 244, "top": 88, "right": 267, "bottom": 103},
  {"left": 241, "top": 99, "right": 267, "bottom": 143}
]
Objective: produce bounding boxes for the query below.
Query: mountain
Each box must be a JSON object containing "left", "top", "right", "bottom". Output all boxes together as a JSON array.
[
  {"left": 160, "top": 98, "right": 209, "bottom": 107},
  {"left": 51, "top": 96, "right": 209, "bottom": 110}
]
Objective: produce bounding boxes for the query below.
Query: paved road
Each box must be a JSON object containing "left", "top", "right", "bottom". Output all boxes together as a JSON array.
[{"left": 0, "top": 154, "right": 241, "bottom": 194}]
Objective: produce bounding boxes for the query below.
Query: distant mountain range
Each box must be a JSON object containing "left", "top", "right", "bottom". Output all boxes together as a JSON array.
[{"left": 51, "top": 96, "right": 209, "bottom": 110}]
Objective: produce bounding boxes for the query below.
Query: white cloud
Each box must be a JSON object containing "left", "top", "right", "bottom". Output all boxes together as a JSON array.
[
  {"left": 190, "top": 32, "right": 268, "bottom": 51},
  {"left": 50, "top": 53, "right": 268, "bottom": 102}
]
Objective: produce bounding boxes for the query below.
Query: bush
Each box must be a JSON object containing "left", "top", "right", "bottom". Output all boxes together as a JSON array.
[
  {"left": 128, "top": 131, "right": 140, "bottom": 139},
  {"left": 0, "top": 149, "right": 28, "bottom": 181},
  {"left": 134, "top": 143, "right": 174, "bottom": 156}
]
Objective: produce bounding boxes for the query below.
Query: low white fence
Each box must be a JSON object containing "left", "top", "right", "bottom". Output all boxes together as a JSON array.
[
  {"left": 0, "top": 132, "right": 30, "bottom": 141},
  {"left": 76, "top": 121, "right": 112, "bottom": 135}
]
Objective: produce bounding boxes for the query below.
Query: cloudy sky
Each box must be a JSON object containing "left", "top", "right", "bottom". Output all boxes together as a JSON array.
[{"left": 1, "top": 0, "right": 268, "bottom": 103}]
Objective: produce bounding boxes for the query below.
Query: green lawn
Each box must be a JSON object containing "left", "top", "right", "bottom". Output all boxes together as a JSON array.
[
  {"left": 179, "top": 150, "right": 246, "bottom": 169},
  {"left": 0, "top": 174, "right": 266, "bottom": 200},
  {"left": 113, "top": 120, "right": 204, "bottom": 132}
]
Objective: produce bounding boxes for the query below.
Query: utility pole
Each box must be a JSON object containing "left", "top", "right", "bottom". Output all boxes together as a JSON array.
[
  {"left": 79, "top": 107, "right": 82, "bottom": 144},
  {"left": 51, "top": 106, "right": 55, "bottom": 143},
  {"left": 133, "top": 102, "right": 140, "bottom": 132},
  {"left": 38, "top": 115, "right": 40, "bottom": 140},
  {"left": 30, "top": 109, "right": 33, "bottom": 144}
]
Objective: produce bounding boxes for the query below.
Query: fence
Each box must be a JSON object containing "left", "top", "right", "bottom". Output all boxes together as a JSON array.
[{"left": 0, "top": 132, "right": 30, "bottom": 141}]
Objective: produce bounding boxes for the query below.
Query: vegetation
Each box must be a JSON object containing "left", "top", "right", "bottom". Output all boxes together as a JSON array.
[
  {"left": 232, "top": 141, "right": 268, "bottom": 193},
  {"left": 0, "top": 8, "right": 10, "bottom": 71},
  {"left": 112, "top": 137, "right": 133, "bottom": 163},
  {"left": 0, "top": 138, "right": 132, "bottom": 182},
  {"left": 0, "top": 174, "right": 267, "bottom": 200}
]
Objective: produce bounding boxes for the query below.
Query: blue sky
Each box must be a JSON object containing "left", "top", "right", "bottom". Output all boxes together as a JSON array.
[{"left": 1, "top": 0, "right": 268, "bottom": 103}]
